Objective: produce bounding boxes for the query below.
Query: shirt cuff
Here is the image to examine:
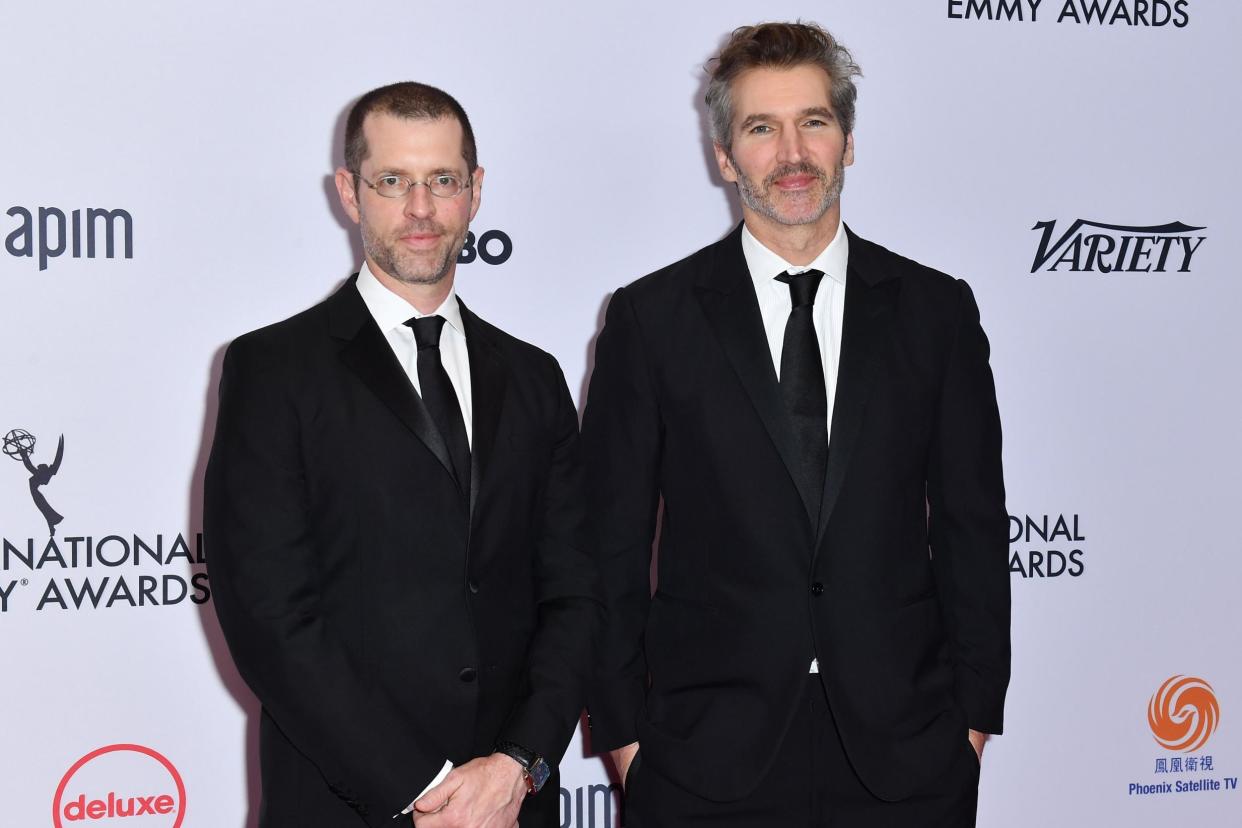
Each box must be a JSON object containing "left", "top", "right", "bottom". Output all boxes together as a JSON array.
[{"left": 395, "top": 760, "right": 454, "bottom": 817}]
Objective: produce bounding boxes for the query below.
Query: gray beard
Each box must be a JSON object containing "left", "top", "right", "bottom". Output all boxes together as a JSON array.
[
  {"left": 359, "top": 210, "right": 467, "bottom": 286},
  {"left": 733, "top": 156, "right": 845, "bottom": 227}
]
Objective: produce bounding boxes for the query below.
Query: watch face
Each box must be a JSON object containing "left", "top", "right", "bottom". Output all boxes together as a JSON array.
[{"left": 528, "top": 759, "right": 551, "bottom": 793}]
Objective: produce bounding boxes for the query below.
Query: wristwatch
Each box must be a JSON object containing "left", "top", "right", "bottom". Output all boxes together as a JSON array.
[{"left": 494, "top": 740, "right": 552, "bottom": 794}]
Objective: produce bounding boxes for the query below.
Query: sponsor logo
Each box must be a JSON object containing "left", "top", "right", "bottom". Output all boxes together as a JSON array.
[
  {"left": 948, "top": 0, "right": 1191, "bottom": 26},
  {"left": 1009, "top": 513, "right": 1085, "bottom": 579},
  {"left": 1, "top": 426, "right": 209, "bottom": 614},
  {"left": 559, "top": 782, "right": 622, "bottom": 828},
  {"left": 1128, "top": 676, "right": 1237, "bottom": 798},
  {"left": 457, "top": 229, "right": 513, "bottom": 266},
  {"left": 3, "top": 428, "right": 64, "bottom": 536},
  {"left": 1150, "top": 675, "right": 1220, "bottom": 752},
  {"left": 53, "top": 744, "right": 185, "bottom": 827},
  {"left": 4, "top": 206, "right": 133, "bottom": 271},
  {"left": 1030, "top": 220, "right": 1206, "bottom": 274}
]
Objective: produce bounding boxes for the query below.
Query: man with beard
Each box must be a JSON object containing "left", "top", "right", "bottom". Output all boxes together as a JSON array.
[
  {"left": 582, "top": 22, "right": 1009, "bottom": 827},
  {"left": 205, "top": 82, "right": 600, "bottom": 828}
]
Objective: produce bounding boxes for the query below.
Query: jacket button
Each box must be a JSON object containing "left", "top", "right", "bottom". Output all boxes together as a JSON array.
[
  {"left": 467, "top": 579, "right": 479, "bottom": 594},
  {"left": 459, "top": 667, "right": 477, "bottom": 683},
  {"left": 811, "top": 582, "right": 825, "bottom": 596}
]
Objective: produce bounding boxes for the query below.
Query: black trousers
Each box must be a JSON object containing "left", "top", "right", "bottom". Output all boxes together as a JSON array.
[{"left": 624, "top": 676, "right": 979, "bottom": 828}]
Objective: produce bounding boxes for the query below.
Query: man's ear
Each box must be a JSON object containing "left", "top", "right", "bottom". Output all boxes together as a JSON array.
[
  {"left": 468, "top": 165, "right": 485, "bottom": 222},
  {"left": 334, "top": 167, "right": 362, "bottom": 224},
  {"left": 713, "top": 142, "right": 739, "bottom": 184}
]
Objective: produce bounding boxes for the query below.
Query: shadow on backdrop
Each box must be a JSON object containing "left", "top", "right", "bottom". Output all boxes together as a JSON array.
[{"left": 189, "top": 342, "right": 262, "bottom": 828}]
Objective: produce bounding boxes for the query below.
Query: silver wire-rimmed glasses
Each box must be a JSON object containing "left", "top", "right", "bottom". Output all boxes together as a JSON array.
[{"left": 354, "top": 172, "right": 472, "bottom": 199}]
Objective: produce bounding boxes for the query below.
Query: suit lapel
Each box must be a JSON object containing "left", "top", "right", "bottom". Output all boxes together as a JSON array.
[
  {"left": 815, "top": 229, "right": 899, "bottom": 548},
  {"left": 694, "top": 226, "right": 807, "bottom": 521},
  {"left": 459, "top": 299, "right": 507, "bottom": 519},
  {"left": 328, "top": 278, "right": 457, "bottom": 483}
]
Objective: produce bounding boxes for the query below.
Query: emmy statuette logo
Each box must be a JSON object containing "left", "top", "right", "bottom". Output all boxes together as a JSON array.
[{"left": 4, "top": 428, "right": 65, "bottom": 536}]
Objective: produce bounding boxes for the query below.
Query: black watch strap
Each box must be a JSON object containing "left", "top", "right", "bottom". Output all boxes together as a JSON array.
[{"left": 495, "top": 740, "right": 551, "bottom": 794}]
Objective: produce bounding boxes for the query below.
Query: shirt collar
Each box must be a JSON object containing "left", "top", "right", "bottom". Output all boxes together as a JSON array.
[
  {"left": 741, "top": 220, "right": 849, "bottom": 293},
  {"left": 355, "top": 260, "right": 464, "bottom": 335}
]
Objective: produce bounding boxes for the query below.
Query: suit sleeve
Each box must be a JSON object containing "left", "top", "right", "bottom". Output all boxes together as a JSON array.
[
  {"left": 204, "top": 339, "right": 443, "bottom": 826},
  {"left": 496, "top": 354, "right": 604, "bottom": 764},
  {"left": 926, "top": 280, "right": 1011, "bottom": 735},
  {"left": 579, "top": 287, "right": 664, "bottom": 752}
]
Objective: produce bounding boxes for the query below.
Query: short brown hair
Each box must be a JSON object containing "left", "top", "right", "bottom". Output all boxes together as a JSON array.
[
  {"left": 344, "top": 81, "right": 478, "bottom": 173},
  {"left": 705, "top": 22, "right": 862, "bottom": 152}
]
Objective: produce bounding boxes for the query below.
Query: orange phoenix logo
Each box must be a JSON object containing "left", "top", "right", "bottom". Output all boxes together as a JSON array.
[{"left": 1148, "top": 675, "right": 1220, "bottom": 752}]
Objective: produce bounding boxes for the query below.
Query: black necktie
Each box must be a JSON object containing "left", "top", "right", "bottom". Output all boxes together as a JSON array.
[
  {"left": 406, "top": 315, "right": 471, "bottom": 498},
  {"left": 776, "top": 269, "right": 828, "bottom": 525}
]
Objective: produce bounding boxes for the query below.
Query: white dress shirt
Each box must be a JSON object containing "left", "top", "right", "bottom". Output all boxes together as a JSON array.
[
  {"left": 354, "top": 261, "right": 459, "bottom": 812},
  {"left": 740, "top": 220, "right": 849, "bottom": 674},
  {"left": 355, "top": 260, "right": 473, "bottom": 446}
]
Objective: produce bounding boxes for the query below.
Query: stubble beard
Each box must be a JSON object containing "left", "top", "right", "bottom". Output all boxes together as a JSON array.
[
  {"left": 732, "top": 154, "right": 846, "bottom": 227},
  {"left": 359, "top": 206, "right": 468, "bottom": 287}
]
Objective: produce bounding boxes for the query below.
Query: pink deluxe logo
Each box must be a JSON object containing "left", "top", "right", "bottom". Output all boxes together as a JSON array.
[{"left": 53, "top": 744, "right": 186, "bottom": 827}]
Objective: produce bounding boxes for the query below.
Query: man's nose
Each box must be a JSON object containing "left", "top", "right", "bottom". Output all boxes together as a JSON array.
[
  {"left": 404, "top": 182, "right": 437, "bottom": 219},
  {"left": 776, "top": 126, "right": 806, "bottom": 164}
]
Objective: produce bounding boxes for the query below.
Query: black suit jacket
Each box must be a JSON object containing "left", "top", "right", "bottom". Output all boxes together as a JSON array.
[
  {"left": 205, "top": 278, "right": 601, "bottom": 827},
  {"left": 582, "top": 225, "right": 1009, "bottom": 802}
]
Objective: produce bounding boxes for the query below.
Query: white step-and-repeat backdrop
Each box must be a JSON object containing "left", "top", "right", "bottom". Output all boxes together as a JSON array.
[{"left": 2, "top": 1, "right": 1237, "bottom": 825}]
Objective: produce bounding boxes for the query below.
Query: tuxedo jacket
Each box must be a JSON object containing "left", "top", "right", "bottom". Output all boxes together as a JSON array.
[
  {"left": 582, "top": 224, "right": 1009, "bottom": 803},
  {"left": 204, "top": 278, "right": 601, "bottom": 827}
]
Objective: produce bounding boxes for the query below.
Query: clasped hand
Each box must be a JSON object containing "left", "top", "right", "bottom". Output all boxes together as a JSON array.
[{"left": 411, "top": 753, "right": 527, "bottom": 828}]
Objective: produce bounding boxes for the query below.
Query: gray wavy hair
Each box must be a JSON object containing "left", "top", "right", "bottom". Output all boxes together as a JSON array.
[{"left": 705, "top": 22, "right": 862, "bottom": 152}]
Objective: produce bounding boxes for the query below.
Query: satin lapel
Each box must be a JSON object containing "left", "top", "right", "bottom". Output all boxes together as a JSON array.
[
  {"left": 815, "top": 235, "right": 899, "bottom": 549},
  {"left": 328, "top": 280, "right": 457, "bottom": 483},
  {"left": 459, "top": 299, "right": 507, "bottom": 519},
  {"left": 693, "top": 228, "right": 805, "bottom": 514}
]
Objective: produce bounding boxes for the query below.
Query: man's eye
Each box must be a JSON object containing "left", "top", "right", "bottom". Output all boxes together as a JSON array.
[
  {"left": 433, "top": 175, "right": 458, "bottom": 187},
  {"left": 804, "top": 119, "right": 827, "bottom": 128},
  {"left": 378, "top": 176, "right": 403, "bottom": 187},
  {"left": 749, "top": 124, "right": 772, "bottom": 134}
]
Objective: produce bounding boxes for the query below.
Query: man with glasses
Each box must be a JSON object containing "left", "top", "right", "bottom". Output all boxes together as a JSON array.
[{"left": 206, "top": 82, "right": 600, "bottom": 827}]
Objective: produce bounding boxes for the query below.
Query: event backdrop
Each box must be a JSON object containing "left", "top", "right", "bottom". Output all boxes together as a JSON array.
[{"left": 2, "top": 1, "right": 1237, "bottom": 825}]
